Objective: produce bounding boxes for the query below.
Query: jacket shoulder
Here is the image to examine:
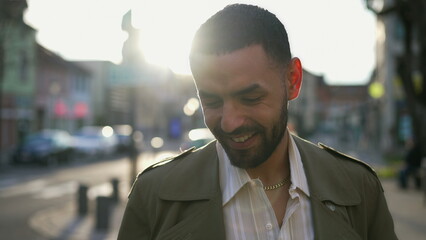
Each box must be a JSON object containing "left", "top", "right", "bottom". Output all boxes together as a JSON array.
[
  {"left": 127, "top": 147, "right": 196, "bottom": 198},
  {"left": 139, "top": 147, "right": 195, "bottom": 176},
  {"left": 318, "top": 142, "right": 378, "bottom": 177}
]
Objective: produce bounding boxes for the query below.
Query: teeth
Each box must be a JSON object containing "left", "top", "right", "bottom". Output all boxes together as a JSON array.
[{"left": 232, "top": 133, "right": 254, "bottom": 143}]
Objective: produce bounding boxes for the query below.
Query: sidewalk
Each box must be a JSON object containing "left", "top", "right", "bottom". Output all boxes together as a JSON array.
[
  {"left": 381, "top": 178, "right": 426, "bottom": 240},
  {"left": 30, "top": 149, "right": 179, "bottom": 240},
  {"left": 30, "top": 159, "right": 426, "bottom": 240},
  {"left": 29, "top": 198, "right": 125, "bottom": 240}
]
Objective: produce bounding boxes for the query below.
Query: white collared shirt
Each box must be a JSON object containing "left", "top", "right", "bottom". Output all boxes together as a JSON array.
[{"left": 217, "top": 134, "right": 314, "bottom": 240}]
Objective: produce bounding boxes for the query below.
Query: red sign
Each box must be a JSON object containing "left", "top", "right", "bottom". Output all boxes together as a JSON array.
[
  {"left": 74, "top": 102, "right": 88, "bottom": 118},
  {"left": 54, "top": 99, "right": 68, "bottom": 117}
]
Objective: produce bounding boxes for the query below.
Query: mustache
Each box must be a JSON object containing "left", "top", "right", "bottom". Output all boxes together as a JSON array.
[{"left": 213, "top": 124, "right": 262, "bottom": 137}]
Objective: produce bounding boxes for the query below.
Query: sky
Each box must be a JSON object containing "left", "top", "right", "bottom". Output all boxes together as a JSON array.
[{"left": 24, "top": 0, "right": 376, "bottom": 85}]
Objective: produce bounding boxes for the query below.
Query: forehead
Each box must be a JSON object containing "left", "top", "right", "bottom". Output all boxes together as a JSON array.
[{"left": 191, "top": 45, "right": 281, "bottom": 94}]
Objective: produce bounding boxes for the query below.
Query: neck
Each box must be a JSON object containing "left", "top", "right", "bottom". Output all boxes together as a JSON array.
[{"left": 246, "top": 130, "right": 291, "bottom": 185}]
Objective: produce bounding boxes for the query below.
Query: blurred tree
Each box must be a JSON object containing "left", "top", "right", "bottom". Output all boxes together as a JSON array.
[{"left": 366, "top": 0, "right": 426, "bottom": 156}]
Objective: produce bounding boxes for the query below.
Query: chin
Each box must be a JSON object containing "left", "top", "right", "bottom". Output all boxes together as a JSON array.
[{"left": 227, "top": 148, "right": 267, "bottom": 169}]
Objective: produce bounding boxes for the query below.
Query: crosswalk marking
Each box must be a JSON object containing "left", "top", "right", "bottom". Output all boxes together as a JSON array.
[
  {"left": 0, "top": 179, "right": 48, "bottom": 198},
  {"left": 33, "top": 181, "right": 78, "bottom": 199}
]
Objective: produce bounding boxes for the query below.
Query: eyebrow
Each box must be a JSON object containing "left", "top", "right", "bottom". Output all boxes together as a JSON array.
[
  {"left": 198, "top": 90, "right": 217, "bottom": 99},
  {"left": 231, "top": 84, "right": 262, "bottom": 97},
  {"left": 198, "top": 83, "right": 262, "bottom": 99}
]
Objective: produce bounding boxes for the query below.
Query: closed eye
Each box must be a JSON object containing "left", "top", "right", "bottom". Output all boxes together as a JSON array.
[
  {"left": 240, "top": 95, "right": 264, "bottom": 105},
  {"left": 198, "top": 91, "right": 223, "bottom": 108},
  {"left": 201, "top": 97, "right": 223, "bottom": 108}
]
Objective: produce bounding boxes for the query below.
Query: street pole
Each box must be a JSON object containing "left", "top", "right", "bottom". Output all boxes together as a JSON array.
[
  {"left": 129, "top": 130, "right": 138, "bottom": 187},
  {"left": 0, "top": 19, "right": 9, "bottom": 167},
  {"left": 0, "top": 25, "right": 4, "bottom": 165},
  {"left": 128, "top": 86, "right": 138, "bottom": 187}
]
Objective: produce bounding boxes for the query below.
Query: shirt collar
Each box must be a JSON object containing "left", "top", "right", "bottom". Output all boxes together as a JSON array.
[
  {"left": 217, "top": 131, "right": 311, "bottom": 206},
  {"left": 217, "top": 141, "right": 251, "bottom": 205},
  {"left": 288, "top": 133, "right": 310, "bottom": 197}
]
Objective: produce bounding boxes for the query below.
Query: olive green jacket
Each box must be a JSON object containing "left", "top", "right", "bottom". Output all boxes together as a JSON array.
[{"left": 118, "top": 136, "right": 397, "bottom": 240}]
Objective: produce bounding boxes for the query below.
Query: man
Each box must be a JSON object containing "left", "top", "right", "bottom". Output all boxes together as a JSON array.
[{"left": 118, "top": 4, "right": 397, "bottom": 240}]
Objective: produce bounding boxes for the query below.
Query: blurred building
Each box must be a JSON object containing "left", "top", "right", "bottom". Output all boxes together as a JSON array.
[
  {"left": 369, "top": 0, "right": 401, "bottom": 152},
  {"left": 317, "top": 78, "right": 372, "bottom": 147},
  {"left": 0, "top": 0, "right": 93, "bottom": 166},
  {"left": 290, "top": 69, "right": 373, "bottom": 146},
  {"left": 289, "top": 70, "right": 322, "bottom": 136},
  {"left": 35, "top": 46, "right": 92, "bottom": 132},
  {"left": 74, "top": 60, "right": 113, "bottom": 125},
  {"left": 70, "top": 10, "right": 200, "bottom": 143},
  {"left": 0, "top": 0, "right": 36, "bottom": 165},
  {"left": 366, "top": 0, "right": 426, "bottom": 154},
  {"left": 103, "top": 10, "right": 198, "bottom": 140}
]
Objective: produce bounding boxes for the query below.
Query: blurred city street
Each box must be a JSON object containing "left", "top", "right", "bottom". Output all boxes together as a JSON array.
[
  {"left": 0, "top": 140, "right": 180, "bottom": 240},
  {"left": 0, "top": 154, "right": 131, "bottom": 240},
  {"left": 1, "top": 0, "right": 426, "bottom": 239}
]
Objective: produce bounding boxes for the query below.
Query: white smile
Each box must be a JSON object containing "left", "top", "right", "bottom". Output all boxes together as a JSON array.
[{"left": 232, "top": 133, "right": 254, "bottom": 143}]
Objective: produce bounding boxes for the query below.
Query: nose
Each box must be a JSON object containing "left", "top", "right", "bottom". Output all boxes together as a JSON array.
[{"left": 221, "top": 102, "right": 245, "bottom": 134}]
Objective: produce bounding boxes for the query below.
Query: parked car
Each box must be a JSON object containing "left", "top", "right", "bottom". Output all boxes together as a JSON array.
[
  {"left": 112, "top": 124, "right": 133, "bottom": 153},
  {"left": 72, "top": 126, "right": 119, "bottom": 158},
  {"left": 11, "top": 129, "right": 75, "bottom": 166},
  {"left": 180, "top": 128, "right": 215, "bottom": 151}
]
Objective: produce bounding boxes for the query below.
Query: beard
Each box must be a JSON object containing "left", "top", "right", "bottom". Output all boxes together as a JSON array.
[{"left": 212, "top": 104, "right": 288, "bottom": 169}]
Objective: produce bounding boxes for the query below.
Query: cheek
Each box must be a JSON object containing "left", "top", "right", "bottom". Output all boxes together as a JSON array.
[
  {"left": 202, "top": 109, "right": 221, "bottom": 129},
  {"left": 250, "top": 111, "right": 272, "bottom": 128},
  {"left": 248, "top": 104, "right": 279, "bottom": 122}
]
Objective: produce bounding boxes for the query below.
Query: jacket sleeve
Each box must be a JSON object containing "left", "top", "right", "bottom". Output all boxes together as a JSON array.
[
  {"left": 365, "top": 174, "right": 398, "bottom": 240},
  {"left": 117, "top": 177, "right": 151, "bottom": 240}
]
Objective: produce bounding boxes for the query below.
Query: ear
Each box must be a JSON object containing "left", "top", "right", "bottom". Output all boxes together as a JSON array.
[{"left": 286, "top": 57, "right": 303, "bottom": 100}]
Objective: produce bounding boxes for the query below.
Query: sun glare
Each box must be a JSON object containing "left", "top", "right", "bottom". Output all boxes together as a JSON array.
[
  {"left": 138, "top": 31, "right": 192, "bottom": 75},
  {"left": 131, "top": 2, "right": 207, "bottom": 75},
  {"left": 24, "top": 0, "right": 376, "bottom": 84}
]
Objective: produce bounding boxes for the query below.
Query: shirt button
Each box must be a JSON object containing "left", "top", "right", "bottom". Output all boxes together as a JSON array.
[
  {"left": 249, "top": 180, "right": 256, "bottom": 187},
  {"left": 265, "top": 223, "right": 273, "bottom": 230},
  {"left": 325, "top": 202, "right": 336, "bottom": 211}
]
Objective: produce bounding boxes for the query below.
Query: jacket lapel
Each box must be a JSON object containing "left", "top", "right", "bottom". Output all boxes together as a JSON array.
[
  {"left": 293, "top": 136, "right": 362, "bottom": 240},
  {"left": 157, "top": 142, "right": 226, "bottom": 240}
]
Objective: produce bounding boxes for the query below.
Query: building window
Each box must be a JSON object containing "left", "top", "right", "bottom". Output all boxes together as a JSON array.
[
  {"left": 74, "top": 75, "right": 83, "bottom": 92},
  {"left": 80, "top": 76, "right": 86, "bottom": 93},
  {"left": 20, "top": 51, "right": 28, "bottom": 83}
]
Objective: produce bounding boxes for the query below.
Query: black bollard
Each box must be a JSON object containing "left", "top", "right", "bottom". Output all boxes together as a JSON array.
[
  {"left": 77, "top": 184, "right": 88, "bottom": 216},
  {"left": 96, "top": 196, "right": 111, "bottom": 230},
  {"left": 422, "top": 157, "right": 426, "bottom": 206},
  {"left": 111, "top": 178, "right": 119, "bottom": 203}
]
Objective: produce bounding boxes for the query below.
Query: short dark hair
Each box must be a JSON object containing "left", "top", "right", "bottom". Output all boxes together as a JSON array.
[{"left": 190, "top": 4, "right": 292, "bottom": 65}]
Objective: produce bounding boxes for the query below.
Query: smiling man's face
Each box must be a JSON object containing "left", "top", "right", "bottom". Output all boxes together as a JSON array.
[{"left": 191, "top": 44, "right": 297, "bottom": 169}]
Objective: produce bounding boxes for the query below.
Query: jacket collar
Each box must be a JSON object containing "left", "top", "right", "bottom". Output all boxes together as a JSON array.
[
  {"left": 159, "top": 136, "right": 360, "bottom": 206},
  {"left": 293, "top": 135, "right": 361, "bottom": 206},
  {"left": 159, "top": 141, "right": 220, "bottom": 201}
]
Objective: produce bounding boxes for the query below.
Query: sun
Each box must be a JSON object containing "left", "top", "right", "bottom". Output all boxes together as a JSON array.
[
  {"left": 137, "top": 29, "right": 193, "bottom": 75},
  {"left": 131, "top": 2, "right": 206, "bottom": 75}
]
